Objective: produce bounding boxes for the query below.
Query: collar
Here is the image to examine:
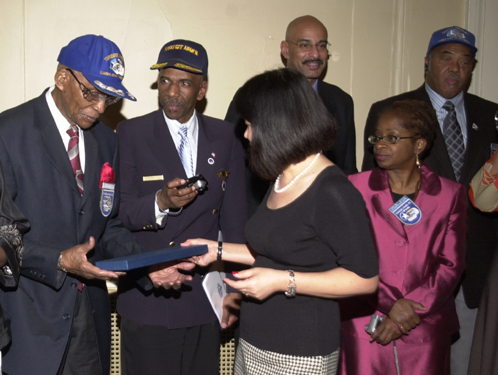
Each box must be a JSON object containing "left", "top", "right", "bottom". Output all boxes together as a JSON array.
[
  {"left": 162, "top": 109, "right": 198, "bottom": 136},
  {"left": 45, "top": 86, "right": 81, "bottom": 135},
  {"left": 368, "top": 162, "right": 442, "bottom": 196},
  {"left": 312, "top": 80, "right": 319, "bottom": 93},
  {"left": 424, "top": 82, "right": 464, "bottom": 110}
]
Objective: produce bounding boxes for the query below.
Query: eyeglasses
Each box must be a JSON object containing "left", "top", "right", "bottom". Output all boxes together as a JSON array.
[
  {"left": 286, "top": 41, "right": 330, "bottom": 52},
  {"left": 65, "top": 69, "right": 121, "bottom": 106},
  {"left": 368, "top": 135, "right": 419, "bottom": 145}
]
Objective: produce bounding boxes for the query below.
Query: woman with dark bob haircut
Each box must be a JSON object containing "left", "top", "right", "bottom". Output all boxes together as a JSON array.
[
  {"left": 339, "top": 99, "right": 467, "bottom": 375},
  {"left": 185, "top": 68, "right": 379, "bottom": 374}
]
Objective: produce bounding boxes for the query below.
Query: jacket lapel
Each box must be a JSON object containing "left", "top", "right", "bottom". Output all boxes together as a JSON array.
[
  {"left": 147, "top": 109, "right": 187, "bottom": 179},
  {"left": 368, "top": 168, "right": 407, "bottom": 239},
  {"left": 35, "top": 103, "right": 81, "bottom": 195},
  {"left": 196, "top": 113, "right": 221, "bottom": 176},
  {"left": 81, "top": 127, "right": 98, "bottom": 205}
]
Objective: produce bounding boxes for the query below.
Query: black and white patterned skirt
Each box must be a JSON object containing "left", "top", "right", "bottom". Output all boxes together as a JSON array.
[{"left": 234, "top": 338, "right": 339, "bottom": 375}]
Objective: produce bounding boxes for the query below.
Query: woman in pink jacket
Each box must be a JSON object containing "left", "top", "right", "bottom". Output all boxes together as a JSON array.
[{"left": 339, "top": 99, "right": 467, "bottom": 375}]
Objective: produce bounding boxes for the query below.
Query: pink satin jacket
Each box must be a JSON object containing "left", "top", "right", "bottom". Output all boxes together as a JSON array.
[{"left": 342, "top": 164, "right": 467, "bottom": 343}]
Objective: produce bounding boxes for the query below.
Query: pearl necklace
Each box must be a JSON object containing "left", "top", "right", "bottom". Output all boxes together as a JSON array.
[{"left": 274, "top": 152, "right": 321, "bottom": 193}]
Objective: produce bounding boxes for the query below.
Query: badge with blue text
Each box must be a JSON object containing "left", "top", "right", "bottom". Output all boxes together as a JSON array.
[
  {"left": 389, "top": 195, "right": 422, "bottom": 225},
  {"left": 100, "top": 182, "right": 115, "bottom": 217}
]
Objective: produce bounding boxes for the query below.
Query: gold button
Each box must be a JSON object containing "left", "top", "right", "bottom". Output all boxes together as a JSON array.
[
  {"left": 169, "top": 241, "right": 176, "bottom": 247},
  {"left": 212, "top": 209, "right": 219, "bottom": 215}
]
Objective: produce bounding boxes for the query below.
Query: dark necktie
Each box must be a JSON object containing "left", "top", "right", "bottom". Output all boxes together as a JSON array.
[
  {"left": 442, "top": 101, "right": 465, "bottom": 182},
  {"left": 67, "top": 125, "right": 84, "bottom": 195}
]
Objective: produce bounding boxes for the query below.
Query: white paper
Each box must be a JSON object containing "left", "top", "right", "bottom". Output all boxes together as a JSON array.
[{"left": 202, "top": 271, "right": 227, "bottom": 324}]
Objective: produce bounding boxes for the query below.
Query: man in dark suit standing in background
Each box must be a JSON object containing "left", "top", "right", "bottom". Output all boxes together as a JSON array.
[
  {"left": 116, "top": 39, "right": 247, "bottom": 375},
  {"left": 0, "top": 35, "right": 184, "bottom": 375},
  {"left": 225, "top": 15, "right": 357, "bottom": 217},
  {"left": 361, "top": 26, "right": 498, "bottom": 375}
]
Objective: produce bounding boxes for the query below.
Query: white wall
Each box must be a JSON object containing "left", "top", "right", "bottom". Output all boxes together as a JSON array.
[{"left": 2, "top": 0, "right": 492, "bottom": 168}]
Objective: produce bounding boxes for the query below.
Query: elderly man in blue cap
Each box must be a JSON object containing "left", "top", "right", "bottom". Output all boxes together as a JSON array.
[
  {"left": 115, "top": 39, "right": 246, "bottom": 375},
  {"left": 361, "top": 26, "right": 498, "bottom": 375},
  {"left": 0, "top": 35, "right": 193, "bottom": 375}
]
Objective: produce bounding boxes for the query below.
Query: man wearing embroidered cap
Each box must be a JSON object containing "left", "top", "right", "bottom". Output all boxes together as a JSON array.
[
  {"left": 0, "top": 34, "right": 193, "bottom": 375},
  {"left": 115, "top": 39, "right": 246, "bottom": 375},
  {"left": 361, "top": 26, "right": 498, "bottom": 375}
]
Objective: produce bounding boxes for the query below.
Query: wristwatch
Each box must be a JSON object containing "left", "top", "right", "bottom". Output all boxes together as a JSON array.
[{"left": 284, "top": 270, "right": 296, "bottom": 298}]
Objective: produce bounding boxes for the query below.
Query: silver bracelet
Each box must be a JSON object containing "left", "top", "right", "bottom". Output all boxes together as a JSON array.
[
  {"left": 58, "top": 254, "right": 67, "bottom": 273},
  {"left": 284, "top": 270, "right": 296, "bottom": 298}
]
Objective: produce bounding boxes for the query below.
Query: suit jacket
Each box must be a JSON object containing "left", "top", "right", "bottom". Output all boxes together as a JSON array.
[
  {"left": 0, "top": 90, "right": 142, "bottom": 375},
  {"left": 225, "top": 79, "right": 357, "bottom": 217},
  {"left": 342, "top": 165, "right": 467, "bottom": 343},
  {"left": 361, "top": 85, "right": 498, "bottom": 308},
  {"left": 116, "top": 109, "right": 246, "bottom": 329}
]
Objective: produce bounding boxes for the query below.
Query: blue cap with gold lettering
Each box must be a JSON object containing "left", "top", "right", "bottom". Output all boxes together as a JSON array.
[
  {"left": 58, "top": 34, "right": 136, "bottom": 101},
  {"left": 151, "top": 39, "right": 208, "bottom": 80},
  {"left": 427, "top": 26, "right": 477, "bottom": 57}
]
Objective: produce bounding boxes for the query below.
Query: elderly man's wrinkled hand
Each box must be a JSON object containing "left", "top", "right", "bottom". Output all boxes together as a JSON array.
[{"left": 148, "top": 261, "right": 195, "bottom": 289}]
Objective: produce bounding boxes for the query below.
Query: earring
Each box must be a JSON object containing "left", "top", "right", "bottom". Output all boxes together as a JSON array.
[{"left": 415, "top": 153, "right": 420, "bottom": 170}]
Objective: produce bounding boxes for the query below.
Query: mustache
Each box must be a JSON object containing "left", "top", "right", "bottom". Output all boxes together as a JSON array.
[
  {"left": 303, "top": 59, "right": 324, "bottom": 65},
  {"left": 160, "top": 98, "right": 184, "bottom": 107}
]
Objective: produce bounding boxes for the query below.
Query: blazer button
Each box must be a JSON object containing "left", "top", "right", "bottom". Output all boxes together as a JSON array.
[
  {"left": 212, "top": 209, "right": 219, "bottom": 215},
  {"left": 169, "top": 241, "right": 176, "bottom": 247},
  {"left": 71, "top": 282, "right": 78, "bottom": 288},
  {"left": 63, "top": 314, "right": 71, "bottom": 320},
  {"left": 396, "top": 240, "right": 405, "bottom": 247},
  {"left": 79, "top": 210, "right": 85, "bottom": 215},
  {"left": 396, "top": 269, "right": 404, "bottom": 276}
]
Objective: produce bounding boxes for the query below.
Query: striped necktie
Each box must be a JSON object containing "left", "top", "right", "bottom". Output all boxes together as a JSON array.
[
  {"left": 178, "top": 126, "right": 194, "bottom": 177},
  {"left": 442, "top": 101, "right": 465, "bottom": 182},
  {"left": 67, "top": 125, "right": 84, "bottom": 195}
]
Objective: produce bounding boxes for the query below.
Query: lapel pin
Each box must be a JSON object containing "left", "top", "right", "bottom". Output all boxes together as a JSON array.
[
  {"left": 208, "top": 152, "right": 216, "bottom": 165},
  {"left": 216, "top": 170, "right": 230, "bottom": 191},
  {"left": 472, "top": 123, "right": 479, "bottom": 131}
]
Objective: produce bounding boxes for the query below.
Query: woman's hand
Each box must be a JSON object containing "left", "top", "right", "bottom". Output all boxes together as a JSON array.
[
  {"left": 182, "top": 238, "right": 218, "bottom": 267},
  {"left": 369, "top": 317, "right": 403, "bottom": 345},
  {"left": 224, "top": 268, "right": 287, "bottom": 301},
  {"left": 388, "top": 298, "right": 427, "bottom": 335}
]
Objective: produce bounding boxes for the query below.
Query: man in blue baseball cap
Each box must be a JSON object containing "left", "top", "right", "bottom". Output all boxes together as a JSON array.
[
  {"left": 360, "top": 26, "right": 498, "bottom": 375},
  {"left": 115, "top": 39, "right": 247, "bottom": 375},
  {"left": 0, "top": 35, "right": 194, "bottom": 375}
]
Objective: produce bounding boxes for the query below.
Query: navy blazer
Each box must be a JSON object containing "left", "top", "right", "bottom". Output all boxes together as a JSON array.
[
  {"left": 0, "top": 90, "right": 142, "bottom": 375},
  {"left": 116, "top": 109, "right": 246, "bottom": 328},
  {"left": 361, "top": 85, "right": 498, "bottom": 308}
]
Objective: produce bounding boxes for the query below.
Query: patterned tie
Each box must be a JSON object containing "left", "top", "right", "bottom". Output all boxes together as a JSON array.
[
  {"left": 442, "top": 101, "right": 465, "bottom": 182},
  {"left": 66, "top": 125, "right": 84, "bottom": 195},
  {"left": 178, "top": 126, "right": 194, "bottom": 177}
]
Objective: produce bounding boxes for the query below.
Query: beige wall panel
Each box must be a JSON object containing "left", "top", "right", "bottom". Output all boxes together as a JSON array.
[
  {"left": 352, "top": 0, "right": 467, "bottom": 165},
  {"left": 1, "top": 0, "right": 494, "bottom": 170},
  {"left": 0, "top": 2, "right": 25, "bottom": 110},
  {"left": 471, "top": 0, "right": 498, "bottom": 104}
]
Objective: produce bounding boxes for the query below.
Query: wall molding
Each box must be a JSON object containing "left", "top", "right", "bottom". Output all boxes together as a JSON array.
[
  {"left": 390, "top": 0, "right": 407, "bottom": 96},
  {"left": 467, "top": 0, "right": 486, "bottom": 96}
]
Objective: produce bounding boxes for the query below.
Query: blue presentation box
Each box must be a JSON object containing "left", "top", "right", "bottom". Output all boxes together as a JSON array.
[{"left": 95, "top": 245, "right": 208, "bottom": 271}]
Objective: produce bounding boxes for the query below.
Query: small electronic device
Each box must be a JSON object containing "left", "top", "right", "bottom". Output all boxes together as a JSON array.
[
  {"left": 177, "top": 174, "right": 207, "bottom": 192},
  {"left": 365, "top": 314, "right": 385, "bottom": 334}
]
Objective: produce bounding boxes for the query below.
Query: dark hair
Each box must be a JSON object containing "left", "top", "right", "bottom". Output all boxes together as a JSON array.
[
  {"left": 234, "top": 68, "right": 337, "bottom": 180},
  {"left": 378, "top": 99, "right": 437, "bottom": 154}
]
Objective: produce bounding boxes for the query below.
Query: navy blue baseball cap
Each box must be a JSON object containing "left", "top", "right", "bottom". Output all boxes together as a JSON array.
[
  {"left": 427, "top": 26, "right": 477, "bottom": 57},
  {"left": 58, "top": 35, "right": 136, "bottom": 101},
  {"left": 150, "top": 39, "right": 208, "bottom": 80}
]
